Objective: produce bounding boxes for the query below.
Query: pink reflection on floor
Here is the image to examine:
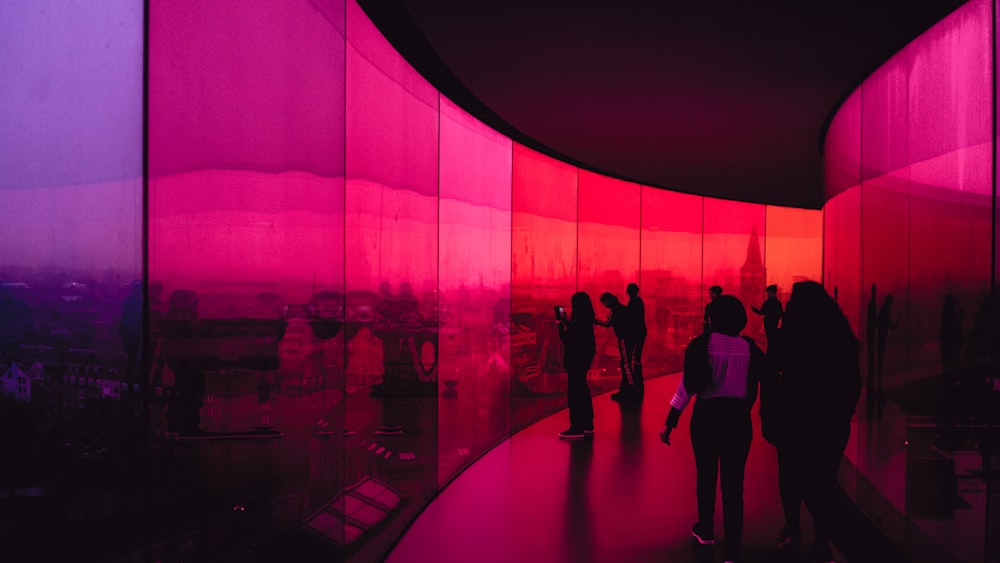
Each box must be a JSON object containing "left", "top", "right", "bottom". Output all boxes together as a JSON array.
[{"left": 388, "top": 374, "right": 805, "bottom": 563}]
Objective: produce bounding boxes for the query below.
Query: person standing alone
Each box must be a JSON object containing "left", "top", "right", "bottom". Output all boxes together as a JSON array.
[{"left": 558, "top": 292, "right": 596, "bottom": 439}]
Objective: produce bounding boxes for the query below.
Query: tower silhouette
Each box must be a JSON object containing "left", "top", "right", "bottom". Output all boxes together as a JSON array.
[{"left": 739, "top": 226, "right": 767, "bottom": 343}]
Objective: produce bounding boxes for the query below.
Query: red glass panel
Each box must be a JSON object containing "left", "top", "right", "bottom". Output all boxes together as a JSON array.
[
  {"left": 702, "top": 198, "right": 766, "bottom": 344},
  {"left": 510, "top": 144, "right": 577, "bottom": 431},
  {"left": 762, "top": 206, "right": 822, "bottom": 349},
  {"left": 578, "top": 171, "right": 640, "bottom": 393},
  {"left": 639, "top": 188, "right": 704, "bottom": 375}
]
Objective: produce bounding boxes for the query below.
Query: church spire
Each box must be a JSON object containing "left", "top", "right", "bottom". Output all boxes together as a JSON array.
[{"left": 742, "top": 226, "right": 764, "bottom": 270}]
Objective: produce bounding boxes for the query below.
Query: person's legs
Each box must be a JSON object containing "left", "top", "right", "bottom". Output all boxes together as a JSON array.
[
  {"left": 566, "top": 370, "right": 587, "bottom": 430},
  {"left": 691, "top": 404, "right": 719, "bottom": 537},
  {"left": 803, "top": 424, "right": 850, "bottom": 547},
  {"left": 776, "top": 444, "right": 802, "bottom": 530},
  {"left": 618, "top": 338, "right": 633, "bottom": 389},
  {"left": 718, "top": 405, "right": 752, "bottom": 557},
  {"left": 631, "top": 337, "right": 645, "bottom": 393}
]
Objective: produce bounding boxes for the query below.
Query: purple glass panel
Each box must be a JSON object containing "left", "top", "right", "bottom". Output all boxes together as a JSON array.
[{"left": 0, "top": 2, "right": 143, "bottom": 561}]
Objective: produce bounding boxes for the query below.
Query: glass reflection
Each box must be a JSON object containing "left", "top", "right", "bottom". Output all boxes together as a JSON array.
[
  {"left": 824, "top": 1, "right": 996, "bottom": 561},
  {"left": 510, "top": 145, "right": 578, "bottom": 432},
  {"left": 1, "top": 1, "right": 143, "bottom": 561}
]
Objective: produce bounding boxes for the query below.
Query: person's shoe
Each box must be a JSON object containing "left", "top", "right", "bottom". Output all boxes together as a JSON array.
[
  {"left": 581, "top": 426, "right": 595, "bottom": 436},
  {"left": 691, "top": 523, "right": 715, "bottom": 546},
  {"left": 778, "top": 525, "right": 802, "bottom": 549},
  {"left": 807, "top": 542, "right": 834, "bottom": 563},
  {"left": 558, "top": 428, "right": 585, "bottom": 439}
]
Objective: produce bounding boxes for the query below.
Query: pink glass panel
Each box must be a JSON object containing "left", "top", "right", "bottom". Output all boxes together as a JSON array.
[
  {"left": 639, "top": 188, "right": 704, "bottom": 375},
  {"left": 345, "top": 0, "right": 440, "bottom": 547},
  {"left": 438, "top": 96, "right": 513, "bottom": 485},
  {"left": 149, "top": 0, "right": 346, "bottom": 557},
  {"left": 510, "top": 144, "right": 578, "bottom": 431}
]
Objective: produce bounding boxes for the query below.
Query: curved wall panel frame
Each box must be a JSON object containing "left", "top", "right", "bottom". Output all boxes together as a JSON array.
[{"left": 3, "top": 1, "right": 824, "bottom": 561}]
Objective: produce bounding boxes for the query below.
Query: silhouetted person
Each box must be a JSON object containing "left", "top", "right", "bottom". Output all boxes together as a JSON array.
[
  {"left": 558, "top": 292, "right": 596, "bottom": 439},
  {"left": 626, "top": 283, "right": 647, "bottom": 395},
  {"left": 595, "top": 292, "right": 639, "bottom": 401},
  {"left": 660, "top": 294, "right": 764, "bottom": 563},
  {"left": 164, "top": 290, "right": 204, "bottom": 436},
  {"left": 961, "top": 287, "right": 997, "bottom": 419},
  {"left": 940, "top": 293, "right": 963, "bottom": 377},
  {"left": 703, "top": 285, "right": 723, "bottom": 333},
  {"left": 875, "top": 294, "right": 899, "bottom": 415},
  {"left": 865, "top": 284, "right": 878, "bottom": 417},
  {"left": 120, "top": 280, "right": 143, "bottom": 385},
  {"left": 937, "top": 293, "right": 964, "bottom": 445},
  {"left": 751, "top": 284, "right": 782, "bottom": 348},
  {"left": 764, "top": 281, "right": 861, "bottom": 562}
]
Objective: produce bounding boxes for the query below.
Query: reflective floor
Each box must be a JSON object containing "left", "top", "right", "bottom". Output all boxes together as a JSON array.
[{"left": 387, "top": 373, "right": 840, "bottom": 563}]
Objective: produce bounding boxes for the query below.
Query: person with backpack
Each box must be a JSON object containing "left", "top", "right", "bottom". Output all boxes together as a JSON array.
[{"left": 660, "top": 294, "right": 765, "bottom": 563}]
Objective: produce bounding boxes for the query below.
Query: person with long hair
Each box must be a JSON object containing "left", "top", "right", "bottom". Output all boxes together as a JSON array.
[
  {"left": 558, "top": 292, "right": 597, "bottom": 439},
  {"left": 763, "top": 280, "right": 861, "bottom": 563},
  {"left": 660, "top": 294, "right": 764, "bottom": 563}
]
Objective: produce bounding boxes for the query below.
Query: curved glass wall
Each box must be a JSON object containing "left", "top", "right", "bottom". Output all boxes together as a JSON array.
[
  {"left": 3, "top": 0, "right": 826, "bottom": 561},
  {"left": 823, "top": 0, "right": 997, "bottom": 561}
]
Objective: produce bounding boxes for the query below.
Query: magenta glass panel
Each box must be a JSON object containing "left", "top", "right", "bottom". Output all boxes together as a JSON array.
[
  {"left": 0, "top": 2, "right": 143, "bottom": 561},
  {"left": 905, "top": 0, "right": 992, "bottom": 192},
  {"left": 344, "top": 0, "right": 439, "bottom": 557},
  {"left": 578, "top": 171, "right": 640, "bottom": 394},
  {"left": 510, "top": 144, "right": 578, "bottom": 431},
  {"left": 821, "top": 186, "right": 863, "bottom": 508},
  {"left": 702, "top": 198, "right": 767, "bottom": 344},
  {"left": 824, "top": 90, "right": 862, "bottom": 200},
  {"left": 825, "top": 3, "right": 996, "bottom": 561},
  {"left": 639, "top": 188, "right": 704, "bottom": 375},
  {"left": 438, "top": 96, "right": 512, "bottom": 485},
  {"left": 860, "top": 64, "right": 910, "bottom": 181},
  {"left": 149, "top": 0, "right": 346, "bottom": 560},
  {"left": 823, "top": 188, "right": 863, "bottom": 338}
]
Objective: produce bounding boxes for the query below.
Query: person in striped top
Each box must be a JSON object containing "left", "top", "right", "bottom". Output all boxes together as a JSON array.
[{"left": 660, "top": 294, "right": 764, "bottom": 563}]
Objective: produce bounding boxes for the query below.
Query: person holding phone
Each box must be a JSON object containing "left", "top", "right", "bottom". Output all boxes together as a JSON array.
[{"left": 557, "top": 292, "right": 596, "bottom": 439}]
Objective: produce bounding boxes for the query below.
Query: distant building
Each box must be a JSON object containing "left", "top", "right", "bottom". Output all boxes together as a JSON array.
[
  {"left": 2, "top": 361, "right": 32, "bottom": 402},
  {"left": 739, "top": 226, "right": 767, "bottom": 343}
]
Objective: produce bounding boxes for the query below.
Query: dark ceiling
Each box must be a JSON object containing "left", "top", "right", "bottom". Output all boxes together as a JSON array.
[{"left": 358, "top": 1, "right": 968, "bottom": 209}]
